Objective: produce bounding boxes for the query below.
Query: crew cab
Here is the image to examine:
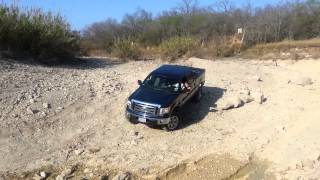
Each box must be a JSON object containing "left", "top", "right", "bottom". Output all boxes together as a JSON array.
[{"left": 125, "top": 64, "right": 205, "bottom": 130}]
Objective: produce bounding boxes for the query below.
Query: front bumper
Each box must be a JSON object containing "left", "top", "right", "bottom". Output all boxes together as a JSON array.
[{"left": 125, "top": 108, "right": 170, "bottom": 125}]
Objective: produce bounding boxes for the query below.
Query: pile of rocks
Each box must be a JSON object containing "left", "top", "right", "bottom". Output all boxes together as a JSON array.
[
  {"left": 30, "top": 168, "right": 133, "bottom": 180},
  {"left": 216, "top": 88, "right": 267, "bottom": 111}
]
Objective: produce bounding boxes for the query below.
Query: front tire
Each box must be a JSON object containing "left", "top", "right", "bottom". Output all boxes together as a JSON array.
[
  {"left": 165, "top": 112, "right": 181, "bottom": 131},
  {"left": 128, "top": 116, "right": 139, "bottom": 124}
]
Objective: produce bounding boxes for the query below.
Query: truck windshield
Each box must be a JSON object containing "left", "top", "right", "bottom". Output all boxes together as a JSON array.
[{"left": 143, "top": 75, "right": 180, "bottom": 93}]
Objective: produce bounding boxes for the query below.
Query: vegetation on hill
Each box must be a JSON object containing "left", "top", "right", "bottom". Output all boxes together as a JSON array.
[
  {"left": 82, "top": 0, "right": 320, "bottom": 60},
  {"left": 1, "top": 0, "right": 320, "bottom": 62},
  {"left": 0, "top": 4, "right": 80, "bottom": 63}
]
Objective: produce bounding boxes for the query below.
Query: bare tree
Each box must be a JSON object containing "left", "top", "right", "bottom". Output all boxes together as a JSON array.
[
  {"left": 216, "top": 0, "right": 234, "bottom": 12},
  {"left": 177, "top": 0, "right": 199, "bottom": 14}
]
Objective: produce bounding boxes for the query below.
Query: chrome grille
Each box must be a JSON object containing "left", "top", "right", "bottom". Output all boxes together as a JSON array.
[{"left": 133, "top": 101, "right": 158, "bottom": 115}]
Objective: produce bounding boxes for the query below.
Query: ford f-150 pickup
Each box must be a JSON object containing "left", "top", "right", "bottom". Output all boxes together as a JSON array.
[{"left": 125, "top": 64, "right": 205, "bottom": 130}]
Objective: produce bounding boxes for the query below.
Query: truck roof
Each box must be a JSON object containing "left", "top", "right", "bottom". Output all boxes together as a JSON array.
[{"left": 152, "top": 64, "right": 194, "bottom": 79}]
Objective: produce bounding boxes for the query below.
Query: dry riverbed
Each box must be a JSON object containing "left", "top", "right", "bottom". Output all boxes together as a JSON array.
[{"left": 0, "top": 57, "right": 320, "bottom": 179}]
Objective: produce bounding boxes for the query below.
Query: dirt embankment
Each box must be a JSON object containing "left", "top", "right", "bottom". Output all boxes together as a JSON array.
[{"left": 0, "top": 57, "right": 320, "bottom": 179}]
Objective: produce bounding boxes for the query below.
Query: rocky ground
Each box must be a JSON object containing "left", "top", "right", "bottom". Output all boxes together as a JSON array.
[{"left": 0, "top": 57, "right": 319, "bottom": 180}]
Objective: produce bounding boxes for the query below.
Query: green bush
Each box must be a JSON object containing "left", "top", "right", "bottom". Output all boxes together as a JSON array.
[
  {"left": 0, "top": 5, "right": 80, "bottom": 63},
  {"left": 160, "top": 36, "right": 197, "bottom": 61},
  {"left": 112, "top": 40, "right": 141, "bottom": 60}
]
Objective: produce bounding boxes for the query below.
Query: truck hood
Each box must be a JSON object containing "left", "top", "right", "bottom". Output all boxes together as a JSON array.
[{"left": 129, "top": 86, "right": 179, "bottom": 107}]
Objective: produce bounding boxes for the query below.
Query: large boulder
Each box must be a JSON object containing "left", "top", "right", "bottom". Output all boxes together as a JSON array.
[
  {"left": 217, "top": 95, "right": 244, "bottom": 110},
  {"left": 293, "top": 77, "right": 313, "bottom": 86},
  {"left": 289, "top": 77, "right": 313, "bottom": 86},
  {"left": 239, "top": 94, "right": 254, "bottom": 103}
]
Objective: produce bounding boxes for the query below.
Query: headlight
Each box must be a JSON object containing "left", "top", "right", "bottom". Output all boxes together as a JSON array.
[
  {"left": 127, "top": 100, "right": 132, "bottom": 109},
  {"left": 159, "top": 107, "right": 170, "bottom": 115}
]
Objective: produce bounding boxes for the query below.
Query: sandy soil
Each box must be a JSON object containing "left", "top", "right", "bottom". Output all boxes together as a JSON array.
[{"left": 0, "top": 57, "right": 319, "bottom": 179}]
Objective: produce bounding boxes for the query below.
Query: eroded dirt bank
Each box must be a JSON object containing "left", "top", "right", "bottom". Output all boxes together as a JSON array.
[{"left": 0, "top": 57, "right": 320, "bottom": 179}]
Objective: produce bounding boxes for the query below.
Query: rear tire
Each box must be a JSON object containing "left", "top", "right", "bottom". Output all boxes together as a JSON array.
[{"left": 164, "top": 112, "right": 181, "bottom": 131}]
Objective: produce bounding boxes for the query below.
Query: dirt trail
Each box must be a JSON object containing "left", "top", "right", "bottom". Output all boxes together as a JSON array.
[{"left": 0, "top": 57, "right": 320, "bottom": 179}]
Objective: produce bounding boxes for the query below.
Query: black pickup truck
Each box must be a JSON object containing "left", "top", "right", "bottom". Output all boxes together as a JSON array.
[{"left": 125, "top": 64, "right": 205, "bottom": 131}]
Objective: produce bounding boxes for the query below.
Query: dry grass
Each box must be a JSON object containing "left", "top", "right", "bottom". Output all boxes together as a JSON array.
[
  {"left": 254, "top": 38, "right": 320, "bottom": 49},
  {"left": 242, "top": 38, "right": 320, "bottom": 60},
  {"left": 84, "top": 38, "right": 320, "bottom": 61}
]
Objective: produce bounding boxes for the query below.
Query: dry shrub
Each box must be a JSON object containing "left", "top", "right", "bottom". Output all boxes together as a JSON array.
[
  {"left": 242, "top": 38, "right": 320, "bottom": 60},
  {"left": 160, "top": 36, "right": 197, "bottom": 61},
  {"left": 79, "top": 40, "right": 96, "bottom": 56},
  {"left": 139, "top": 46, "right": 160, "bottom": 60},
  {"left": 112, "top": 40, "right": 142, "bottom": 60},
  {"left": 192, "top": 38, "right": 239, "bottom": 59},
  {"left": 0, "top": 5, "right": 80, "bottom": 63},
  {"left": 255, "top": 38, "right": 320, "bottom": 50}
]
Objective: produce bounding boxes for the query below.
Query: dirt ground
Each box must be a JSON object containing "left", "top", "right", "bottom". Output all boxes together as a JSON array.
[{"left": 0, "top": 57, "right": 320, "bottom": 179}]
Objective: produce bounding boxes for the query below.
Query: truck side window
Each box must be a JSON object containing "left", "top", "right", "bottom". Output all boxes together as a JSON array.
[
  {"left": 182, "top": 77, "right": 191, "bottom": 91},
  {"left": 172, "top": 82, "right": 179, "bottom": 92},
  {"left": 181, "top": 82, "right": 185, "bottom": 90},
  {"left": 154, "top": 77, "right": 160, "bottom": 87}
]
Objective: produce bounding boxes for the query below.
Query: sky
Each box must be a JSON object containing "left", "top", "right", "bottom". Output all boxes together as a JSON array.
[{"left": 1, "top": 0, "right": 280, "bottom": 30}]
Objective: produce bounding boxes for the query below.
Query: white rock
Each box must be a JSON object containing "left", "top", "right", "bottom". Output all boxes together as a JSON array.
[
  {"left": 83, "top": 168, "right": 90, "bottom": 173},
  {"left": 39, "top": 111, "right": 47, "bottom": 118},
  {"left": 112, "top": 171, "right": 132, "bottom": 180},
  {"left": 221, "top": 102, "right": 234, "bottom": 110},
  {"left": 252, "top": 75, "right": 262, "bottom": 81},
  {"left": 296, "top": 162, "right": 303, "bottom": 170},
  {"left": 232, "top": 97, "right": 243, "bottom": 108},
  {"left": 239, "top": 89, "right": 250, "bottom": 95},
  {"left": 74, "top": 149, "right": 84, "bottom": 155},
  {"left": 30, "top": 99, "right": 35, "bottom": 103},
  {"left": 55, "top": 175, "right": 63, "bottom": 180},
  {"left": 43, "top": 103, "right": 50, "bottom": 109},
  {"left": 131, "top": 140, "right": 138, "bottom": 145},
  {"left": 240, "top": 95, "right": 254, "bottom": 103},
  {"left": 218, "top": 95, "right": 245, "bottom": 110},
  {"left": 56, "top": 168, "right": 73, "bottom": 180},
  {"left": 40, "top": 171, "right": 46, "bottom": 178},
  {"left": 302, "top": 159, "right": 314, "bottom": 169},
  {"left": 294, "top": 77, "right": 313, "bottom": 86},
  {"left": 27, "top": 107, "right": 35, "bottom": 114},
  {"left": 251, "top": 92, "right": 266, "bottom": 104},
  {"left": 57, "top": 106, "right": 64, "bottom": 111}
]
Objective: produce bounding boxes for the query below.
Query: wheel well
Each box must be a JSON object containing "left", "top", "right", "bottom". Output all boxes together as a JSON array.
[{"left": 172, "top": 106, "right": 180, "bottom": 113}]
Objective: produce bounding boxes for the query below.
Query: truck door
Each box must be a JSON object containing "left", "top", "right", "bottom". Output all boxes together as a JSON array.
[{"left": 181, "top": 75, "right": 193, "bottom": 105}]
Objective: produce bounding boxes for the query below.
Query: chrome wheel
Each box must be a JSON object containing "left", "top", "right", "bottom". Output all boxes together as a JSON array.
[{"left": 167, "top": 115, "right": 179, "bottom": 130}]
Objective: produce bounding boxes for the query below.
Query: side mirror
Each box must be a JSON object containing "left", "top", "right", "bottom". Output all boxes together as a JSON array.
[{"left": 138, "top": 80, "right": 142, "bottom": 85}]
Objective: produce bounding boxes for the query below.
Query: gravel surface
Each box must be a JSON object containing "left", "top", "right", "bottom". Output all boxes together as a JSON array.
[{"left": 0, "top": 57, "right": 320, "bottom": 179}]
